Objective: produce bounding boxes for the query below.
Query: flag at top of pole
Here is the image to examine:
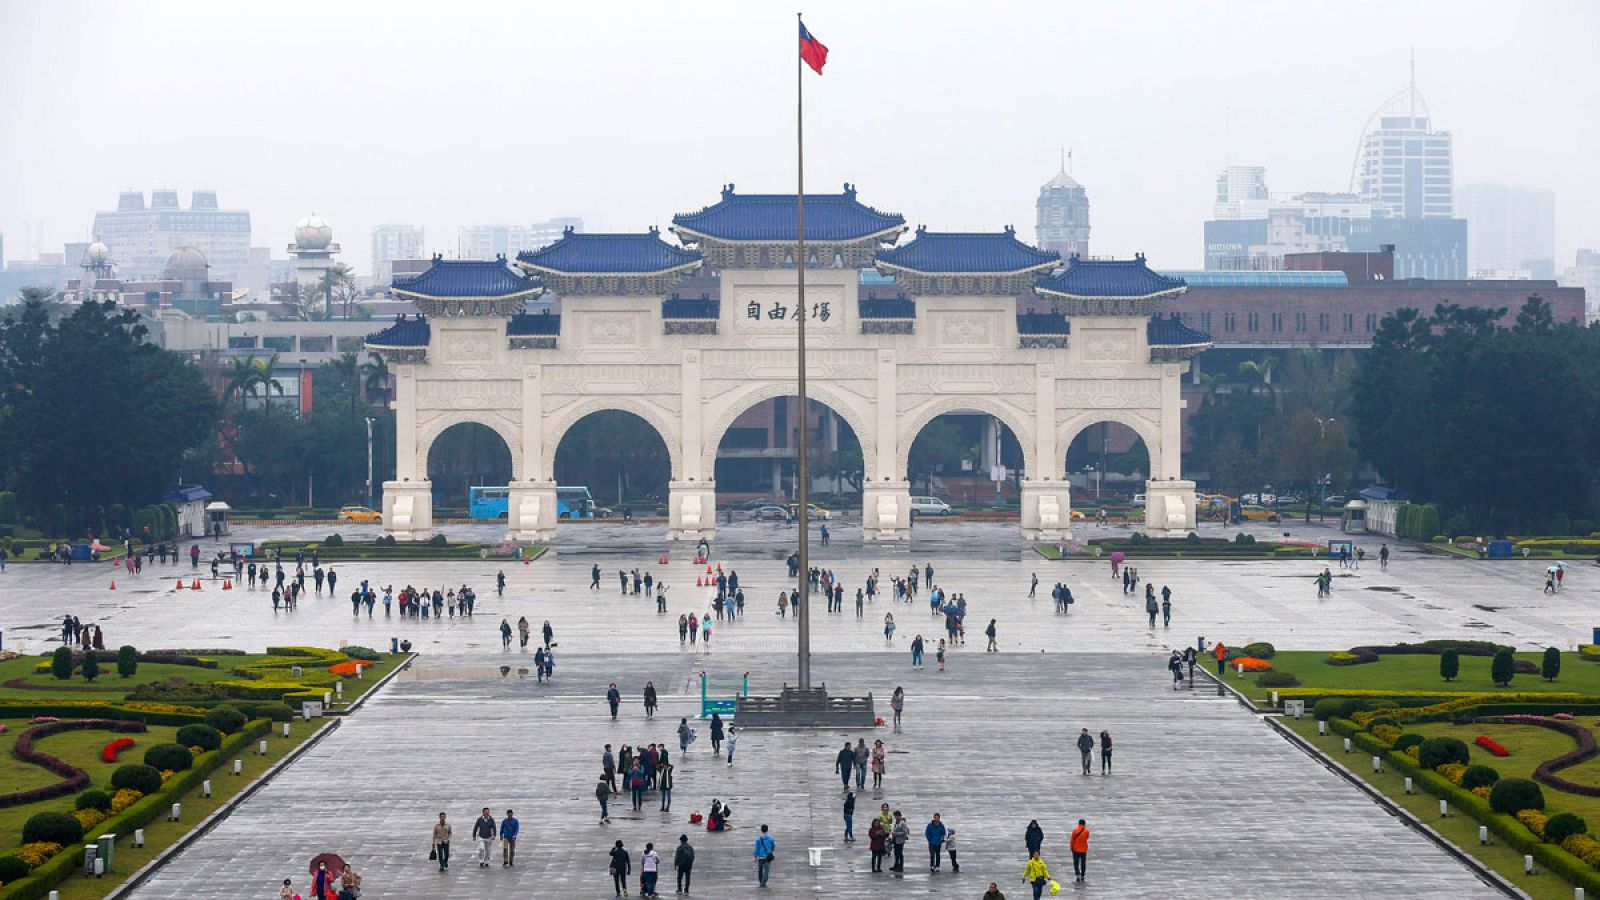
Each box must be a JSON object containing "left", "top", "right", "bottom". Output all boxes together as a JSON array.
[{"left": 799, "top": 20, "right": 828, "bottom": 74}]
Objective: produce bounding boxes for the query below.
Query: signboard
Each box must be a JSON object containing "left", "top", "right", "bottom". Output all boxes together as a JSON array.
[
  {"left": 301, "top": 701, "right": 323, "bottom": 719},
  {"left": 1327, "top": 540, "right": 1354, "bottom": 557}
]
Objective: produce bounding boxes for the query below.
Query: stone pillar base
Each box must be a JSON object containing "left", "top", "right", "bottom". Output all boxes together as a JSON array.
[
  {"left": 1143, "top": 478, "right": 1198, "bottom": 538},
  {"left": 381, "top": 480, "right": 434, "bottom": 541},
  {"left": 668, "top": 480, "right": 717, "bottom": 542},
  {"left": 863, "top": 480, "right": 912, "bottom": 542},
  {"left": 506, "top": 480, "right": 558, "bottom": 542},
  {"left": 1020, "top": 480, "right": 1073, "bottom": 542}
]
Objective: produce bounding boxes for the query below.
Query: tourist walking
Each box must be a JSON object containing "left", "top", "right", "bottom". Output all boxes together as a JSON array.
[
  {"left": 944, "top": 824, "right": 959, "bottom": 872},
  {"left": 609, "top": 840, "right": 631, "bottom": 897},
  {"left": 753, "top": 825, "right": 775, "bottom": 888},
  {"left": 674, "top": 835, "right": 694, "bottom": 893},
  {"left": 925, "top": 813, "right": 946, "bottom": 872},
  {"left": 725, "top": 725, "right": 738, "bottom": 766},
  {"left": 678, "top": 717, "right": 693, "bottom": 753},
  {"left": 911, "top": 634, "right": 924, "bottom": 668},
  {"left": 986, "top": 618, "right": 998, "bottom": 652},
  {"left": 1070, "top": 819, "right": 1090, "bottom": 882},
  {"left": 853, "top": 737, "right": 869, "bottom": 788},
  {"left": 644, "top": 681, "right": 658, "bottom": 718},
  {"left": 843, "top": 790, "right": 856, "bottom": 842},
  {"left": 431, "top": 812, "right": 452, "bottom": 872},
  {"left": 596, "top": 771, "right": 613, "bottom": 823},
  {"left": 1025, "top": 819, "right": 1044, "bottom": 857},
  {"left": 640, "top": 842, "right": 661, "bottom": 897},
  {"left": 1100, "top": 730, "right": 1113, "bottom": 774},
  {"left": 985, "top": 882, "right": 1007, "bottom": 900},
  {"left": 1145, "top": 592, "right": 1158, "bottom": 627},
  {"left": 608, "top": 683, "right": 622, "bottom": 719},
  {"left": 868, "top": 815, "right": 888, "bottom": 872},
  {"left": 891, "top": 687, "right": 904, "bottom": 729},
  {"left": 1077, "top": 728, "right": 1095, "bottom": 774},
  {"left": 500, "top": 808, "right": 519, "bottom": 866},
  {"left": 890, "top": 811, "right": 910, "bottom": 872},
  {"left": 710, "top": 713, "right": 724, "bottom": 754},
  {"left": 1024, "top": 850, "right": 1052, "bottom": 900},
  {"left": 836, "top": 742, "right": 856, "bottom": 789},
  {"left": 871, "top": 739, "right": 886, "bottom": 788},
  {"left": 658, "top": 758, "right": 674, "bottom": 811},
  {"left": 472, "top": 807, "right": 496, "bottom": 867},
  {"left": 1380, "top": 543, "right": 1390, "bottom": 570},
  {"left": 500, "top": 619, "right": 512, "bottom": 648},
  {"left": 884, "top": 612, "right": 896, "bottom": 641}
]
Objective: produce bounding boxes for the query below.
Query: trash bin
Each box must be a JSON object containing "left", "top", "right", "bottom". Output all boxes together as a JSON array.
[{"left": 1592, "top": 628, "right": 1600, "bottom": 647}]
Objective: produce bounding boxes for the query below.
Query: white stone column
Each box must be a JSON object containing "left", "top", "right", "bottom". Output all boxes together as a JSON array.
[
  {"left": 505, "top": 482, "right": 558, "bottom": 542},
  {"left": 394, "top": 367, "right": 420, "bottom": 481},
  {"left": 863, "top": 480, "right": 912, "bottom": 541},
  {"left": 979, "top": 416, "right": 999, "bottom": 472},
  {"left": 669, "top": 350, "right": 716, "bottom": 541},
  {"left": 668, "top": 481, "right": 717, "bottom": 541},
  {"left": 1144, "top": 478, "right": 1198, "bottom": 538},
  {"left": 381, "top": 480, "right": 433, "bottom": 540},
  {"left": 863, "top": 350, "right": 909, "bottom": 541},
  {"left": 1020, "top": 480, "right": 1073, "bottom": 542}
]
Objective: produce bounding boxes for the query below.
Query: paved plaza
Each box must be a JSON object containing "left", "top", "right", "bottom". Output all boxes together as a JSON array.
[{"left": 3, "top": 521, "right": 1589, "bottom": 897}]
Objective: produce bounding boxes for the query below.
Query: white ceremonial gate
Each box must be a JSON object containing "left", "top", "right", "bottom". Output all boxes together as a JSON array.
[{"left": 369, "top": 186, "right": 1208, "bottom": 543}]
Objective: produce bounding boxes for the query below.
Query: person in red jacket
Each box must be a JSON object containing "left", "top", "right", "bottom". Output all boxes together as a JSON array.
[
  {"left": 1214, "top": 641, "right": 1228, "bottom": 676},
  {"left": 1070, "top": 819, "right": 1090, "bottom": 882}
]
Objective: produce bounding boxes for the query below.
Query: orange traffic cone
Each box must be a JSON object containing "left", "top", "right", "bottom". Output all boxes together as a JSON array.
[
  {"left": 222, "top": 579, "right": 232, "bottom": 590},
  {"left": 523, "top": 556, "right": 530, "bottom": 565},
  {"left": 176, "top": 580, "right": 184, "bottom": 590},
  {"left": 658, "top": 554, "right": 669, "bottom": 565},
  {"left": 191, "top": 579, "right": 202, "bottom": 590},
  {"left": 695, "top": 577, "right": 703, "bottom": 587},
  {"left": 109, "top": 580, "right": 116, "bottom": 590},
  {"left": 705, "top": 565, "right": 712, "bottom": 575},
  {"left": 716, "top": 563, "right": 723, "bottom": 573}
]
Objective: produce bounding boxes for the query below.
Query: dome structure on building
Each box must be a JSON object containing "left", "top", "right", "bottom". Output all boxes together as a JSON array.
[
  {"left": 294, "top": 214, "right": 334, "bottom": 250},
  {"left": 162, "top": 245, "right": 209, "bottom": 282},
  {"left": 85, "top": 241, "right": 111, "bottom": 265}
]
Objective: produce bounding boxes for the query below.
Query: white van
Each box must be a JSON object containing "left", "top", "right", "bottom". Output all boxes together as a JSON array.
[{"left": 909, "top": 496, "right": 953, "bottom": 517}]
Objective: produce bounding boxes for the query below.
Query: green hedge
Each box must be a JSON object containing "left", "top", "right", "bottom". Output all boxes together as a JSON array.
[
  {"left": 0, "top": 702, "right": 204, "bottom": 727},
  {"left": 0, "top": 719, "right": 271, "bottom": 900}
]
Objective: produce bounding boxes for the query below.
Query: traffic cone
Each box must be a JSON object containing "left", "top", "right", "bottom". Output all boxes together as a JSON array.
[
  {"left": 658, "top": 554, "right": 669, "bottom": 565},
  {"left": 716, "top": 563, "right": 723, "bottom": 573},
  {"left": 705, "top": 565, "right": 712, "bottom": 575},
  {"left": 192, "top": 579, "right": 202, "bottom": 590},
  {"left": 695, "top": 577, "right": 703, "bottom": 587},
  {"left": 176, "top": 580, "right": 184, "bottom": 590},
  {"left": 109, "top": 580, "right": 116, "bottom": 590},
  {"left": 523, "top": 556, "right": 530, "bottom": 565},
  {"left": 223, "top": 579, "right": 232, "bottom": 590}
]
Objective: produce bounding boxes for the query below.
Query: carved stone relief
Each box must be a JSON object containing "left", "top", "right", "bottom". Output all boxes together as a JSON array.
[
  {"left": 1080, "top": 329, "right": 1135, "bottom": 362},
  {"left": 1057, "top": 379, "right": 1161, "bottom": 409},
  {"left": 417, "top": 379, "right": 521, "bottom": 410}
]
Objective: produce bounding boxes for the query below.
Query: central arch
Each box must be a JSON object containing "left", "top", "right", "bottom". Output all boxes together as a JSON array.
[
  {"left": 544, "top": 397, "right": 682, "bottom": 482},
  {"left": 424, "top": 420, "right": 515, "bottom": 509},
  {"left": 896, "top": 396, "right": 1035, "bottom": 480},
  {"left": 1059, "top": 411, "right": 1163, "bottom": 482},
  {"left": 702, "top": 382, "right": 878, "bottom": 482}
]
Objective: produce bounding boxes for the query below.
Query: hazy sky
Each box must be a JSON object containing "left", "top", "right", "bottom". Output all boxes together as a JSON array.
[{"left": 2, "top": 0, "right": 1596, "bottom": 273}]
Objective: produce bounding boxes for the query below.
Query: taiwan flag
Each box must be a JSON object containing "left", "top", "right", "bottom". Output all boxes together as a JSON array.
[{"left": 799, "top": 21, "right": 828, "bottom": 74}]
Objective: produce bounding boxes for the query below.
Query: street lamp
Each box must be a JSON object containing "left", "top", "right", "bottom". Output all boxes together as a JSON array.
[{"left": 365, "top": 416, "right": 376, "bottom": 510}]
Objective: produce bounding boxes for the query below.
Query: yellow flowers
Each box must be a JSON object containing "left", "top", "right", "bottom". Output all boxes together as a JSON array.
[
  {"left": 1436, "top": 763, "right": 1468, "bottom": 785},
  {"left": 73, "top": 808, "right": 107, "bottom": 830},
  {"left": 110, "top": 788, "right": 144, "bottom": 813},
  {"left": 1517, "top": 809, "right": 1549, "bottom": 838},
  {"left": 15, "top": 842, "right": 62, "bottom": 867}
]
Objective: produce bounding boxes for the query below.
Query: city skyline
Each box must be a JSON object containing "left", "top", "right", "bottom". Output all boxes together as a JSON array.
[{"left": 1, "top": 1, "right": 1596, "bottom": 275}]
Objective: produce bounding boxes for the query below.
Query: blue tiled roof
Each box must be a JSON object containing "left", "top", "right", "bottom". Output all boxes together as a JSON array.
[
  {"left": 517, "top": 228, "right": 701, "bottom": 275},
  {"left": 672, "top": 184, "right": 905, "bottom": 243},
  {"left": 662, "top": 296, "right": 719, "bottom": 319},
  {"left": 1359, "top": 485, "right": 1410, "bottom": 502},
  {"left": 1147, "top": 315, "right": 1211, "bottom": 346},
  {"left": 164, "top": 485, "right": 212, "bottom": 504},
  {"left": 1036, "top": 254, "right": 1187, "bottom": 298},
  {"left": 391, "top": 258, "right": 540, "bottom": 298},
  {"left": 507, "top": 312, "right": 560, "bottom": 336},
  {"left": 1017, "top": 312, "right": 1071, "bottom": 335},
  {"left": 875, "top": 227, "right": 1060, "bottom": 274},
  {"left": 366, "top": 315, "right": 431, "bottom": 347}
]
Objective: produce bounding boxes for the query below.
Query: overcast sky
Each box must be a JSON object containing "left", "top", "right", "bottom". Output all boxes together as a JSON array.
[{"left": 2, "top": 0, "right": 1595, "bottom": 273}]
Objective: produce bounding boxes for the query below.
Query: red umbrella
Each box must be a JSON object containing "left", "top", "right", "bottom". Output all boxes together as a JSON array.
[
  {"left": 308, "top": 853, "right": 346, "bottom": 875},
  {"left": 1109, "top": 551, "right": 1126, "bottom": 564}
]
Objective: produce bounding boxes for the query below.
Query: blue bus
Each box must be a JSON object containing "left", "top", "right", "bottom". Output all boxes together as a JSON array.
[{"left": 468, "top": 485, "right": 598, "bottom": 520}]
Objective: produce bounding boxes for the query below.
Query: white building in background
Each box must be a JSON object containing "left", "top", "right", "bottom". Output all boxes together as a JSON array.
[
  {"left": 1353, "top": 78, "right": 1454, "bottom": 220},
  {"left": 1459, "top": 183, "right": 1556, "bottom": 280},
  {"left": 1561, "top": 249, "right": 1600, "bottom": 316},
  {"left": 90, "top": 189, "right": 252, "bottom": 280},
  {"left": 286, "top": 214, "right": 341, "bottom": 287},
  {"left": 1213, "top": 165, "right": 1270, "bottom": 220},
  {"left": 1035, "top": 162, "right": 1090, "bottom": 259},
  {"left": 458, "top": 218, "right": 584, "bottom": 259},
  {"left": 371, "top": 224, "right": 424, "bottom": 282}
]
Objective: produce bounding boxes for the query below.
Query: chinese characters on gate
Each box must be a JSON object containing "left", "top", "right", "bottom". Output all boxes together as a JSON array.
[{"left": 747, "top": 300, "right": 831, "bottom": 322}]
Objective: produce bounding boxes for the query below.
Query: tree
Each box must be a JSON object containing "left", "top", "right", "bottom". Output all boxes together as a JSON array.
[
  {"left": 320, "top": 263, "right": 356, "bottom": 320},
  {"left": 1237, "top": 357, "right": 1277, "bottom": 404},
  {"left": 1275, "top": 410, "right": 1356, "bottom": 520},
  {"left": 117, "top": 645, "right": 139, "bottom": 678},
  {"left": 1514, "top": 294, "right": 1554, "bottom": 335},
  {"left": 329, "top": 351, "right": 362, "bottom": 413},
  {"left": 51, "top": 646, "right": 74, "bottom": 680},
  {"left": 1439, "top": 649, "right": 1459, "bottom": 682},
  {"left": 360, "top": 352, "right": 391, "bottom": 409},
  {"left": 907, "top": 420, "right": 968, "bottom": 496},
  {"left": 1491, "top": 647, "right": 1515, "bottom": 687},
  {"left": 81, "top": 652, "right": 100, "bottom": 682},
  {"left": 1542, "top": 646, "right": 1561, "bottom": 682}
]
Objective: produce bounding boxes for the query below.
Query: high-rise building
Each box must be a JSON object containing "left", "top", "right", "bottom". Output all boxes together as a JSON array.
[
  {"left": 1353, "top": 74, "right": 1454, "bottom": 220},
  {"left": 1560, "top": 249, "right": 1600, "bottom": 315},
  {"left": 459, "top": 217, "right": 584, "bottom": 259},
  {"left": 1214, "top": 165, "right": 1270, "bottom": 220},
  {"left": 371, "top": 224, "right": 424, "bottom": 282},
  {"left": 1035, "top": 162, "right": 1090, "bottom": 259},
  {"left": 90, "top": 190, "right": 252, "bottom": 281},
  {"left": 1459, "top": 183, "right": 1556, "bottom": 279}
]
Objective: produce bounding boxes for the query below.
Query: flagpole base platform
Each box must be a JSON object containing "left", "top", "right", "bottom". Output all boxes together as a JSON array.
[{"left": 734, "top": 686, "right": 875, "bottom": 729}]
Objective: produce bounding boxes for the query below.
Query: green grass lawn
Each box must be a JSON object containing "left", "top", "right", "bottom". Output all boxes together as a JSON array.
[
  {"left": 1236, "top": 651, "right": 1600, "bottom": 702},
  {"left": 1284, "top": 717, "right": 1582, "bottom": 899},
  {"left": 0, "top": 652, "right": 404, "bottom": 706},
  {"left": 0, "top": 719, "right": 185, "bottom": 845},
  {"left": 1405, "top": 720, "right": 1600, "bottom": 824}
]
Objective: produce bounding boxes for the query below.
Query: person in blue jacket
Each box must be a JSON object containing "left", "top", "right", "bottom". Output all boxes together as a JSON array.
[
  {"left": 499, "top": 809, "right": 520, "bottom": 867},
  {"left": 753, "top": 824, "right": 775, "bottom": 887},
  {"left": 925, "top": 813, "right": 947, "bottom": 873}
]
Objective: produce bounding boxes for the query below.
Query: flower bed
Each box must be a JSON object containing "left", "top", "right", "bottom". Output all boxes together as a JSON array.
[
  {"left": 1495, "top": 715, "right": 1600, "bottom": 797},
  {"left": 100, "top": 737, "right": 136, "bottom": 763},
  {"left": 0, "top": 719, "right": 146, "bottom": 809},
  {"left": 1234, "top": 657, "right": 1272, "bottom": 672},
  {"left": 327, "top": 661, "right": 363, "bottom": 678},
  {"left": 1476, "top": 735, "right": 1511, "bottom": 757}
]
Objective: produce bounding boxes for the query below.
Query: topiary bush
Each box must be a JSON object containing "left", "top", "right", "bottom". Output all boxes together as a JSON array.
[
  {"left": 0, "top": 855, "right": 31, "bottom": 883},
  {"left": 175, "top": 724, "right": 223, "bottom": 752},
  {"left": 427, "top": 533, "right": 448, "bottom": 547},
  {"left": 1240, "top": 642, "right": 1276, "bottom": 660},
  {"left": 22, "top": 811, "right": 83, "bottom": 846},
  {"left": 1545, "top": 811, "right": 1588, "bottom": 846},
  {"left": 111, "top": 764, "right": 163, "bottom": 795},
  {"left": 1313, "top": 698, "right": 1343, "bottom": 721},
  {"left": 143, "top": 743, "right": 194, "bottom": 773},
  {"left": 1460, "top": 764, "right": 1501, "bottom": 791},
  {"left": 1543, "top": 646, "right": 1562, "bottom": 682},
  {"left": 117, "top": 644, "right": 139, "bottom": 677},
  {"left": 1233, "top": 532, "right": 1256, "bottom": 545},
  {"left": 256, "top": 701, "right": 295, "bottom": 722},
  {"left": 344, "top": 645, "right": 380, "bottom": 661},
  {"left": 1393, "top": 733, "right": 1426, "bottom": 753},
  {"left": 1491, "top": 647, "right": 1515, "bottom": 687},
  {"left": 81, "top": 652, "right": 100, "bottom": 682},
  {"left": 1256, "top": 671, "right": 1300, "bottom": 688},
  {"left": 1419, "top": 736, "right": 1471, "bottom": 770},
  {"left": 203, "top": 706, "right": 248, "bottom": 735},
  {"left": 1489, "top": 777, "right": 1545, "bottom": 815},
  {"left": 51, "top": 646, "right": 74, "bottom": 681},
  {"left": 1366, "top": 715, "right": 1401, "bottom": 731},
  {"left": 1334, "top": 698, "right": 1367, "bottom": 720},
  {"left": 75, "top": 789, "right": 113, "bottom": 812},
  {"left": 1440, "top": 649, "right": 1459, "bottom": 682}
]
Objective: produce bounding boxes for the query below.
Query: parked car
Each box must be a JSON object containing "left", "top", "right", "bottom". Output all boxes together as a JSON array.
[
  {"left": 752, "top": 504, "right": 792, "bottom": 522},
  {"left": 740, "top": 497, "right": 779, "bottom": 511},
  {"left": 337, "top": 505, "right": 382, "bottom": 523},
  {"left": 1321, "top": 494, "right": 1346, "bottom": 506},
  {"left": 1236, "top": 504, "right": 1280, "bottom": 523},
  {"left": 1131, "top": 493, "right": 1147, "bottom": 508},
  {"left": 909, "top": 496, "right": 954, "bottom": 517},
  {"left": 786, "top": 503, "right": 832, "bottom": 520}
]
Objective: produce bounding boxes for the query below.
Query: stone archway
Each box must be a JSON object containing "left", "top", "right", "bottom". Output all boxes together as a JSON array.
[
  {"left": 896, "top": 396, "right": 1036, "bottom": 481},
  {"left": 701, "top": 382, "right": 878, "bottom": 483},
  {"left": 1058, "top": 411, "right": 1164, "bottom": 481},
  {"left": 544, "top": 397, "right": 683, "bottom": 482},
  {"left": 422, "top": 419, "right": 517, "bottom": 509}
]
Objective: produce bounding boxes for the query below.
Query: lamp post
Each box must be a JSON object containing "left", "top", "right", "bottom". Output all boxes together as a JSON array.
[{"left": 365, "top": 416, "right": 376, "bottom": 510}]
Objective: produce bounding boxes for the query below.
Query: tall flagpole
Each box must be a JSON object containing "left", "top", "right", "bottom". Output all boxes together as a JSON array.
[{"left": 795, "top": 11, "right": 812, "bottom": 692}]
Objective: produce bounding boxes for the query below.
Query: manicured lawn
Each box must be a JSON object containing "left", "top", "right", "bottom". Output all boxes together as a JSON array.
[
  {"left": 0, "top": 719, "right": 185, "bottom": 845},
  {"left": 1284, "top": 717, "right": 1580, "bottom": 900},
  {"left": 1236, "top": 651, "right": 1600, "bottom": 702},
  {"left": 0, "top": 652, "right": 405, "bottom": 706},
  {"left": 1407, "top": 720, "right": 1600, "bottom": 825}
]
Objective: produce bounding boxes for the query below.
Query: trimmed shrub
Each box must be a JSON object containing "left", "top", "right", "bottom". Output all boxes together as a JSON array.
[
  {"left": 81, "top": 652, "right": 100, "bottom": 682},
  {"left": 1545, "top": 811, "right": 1588, "bottom": 846},
  {"left": 322, "top": 533, "right": 344, "bottom": 547},
  {"left": 427, "top": 533, "right": 448, "bottom": 547},
  {"left": 1256, "top": 671, "right": 1300, "bottom": 688},
  {"left": 51, "top": 646, "right": 74, "bottom": 681},
  {"left": 175, "top": 724, "right": 222, "bottom": 752},
  {"left": 1461, "top": 765, "right": 1501, "bottom": 790},
  {"left": 1440, "top": 650, "right": 1459, "bottom": 682},
  {"left": 1333, "top": 698, "right": 1367, "bottom": 719},
  {"left": 117, "top": 644, "right": 139, "bottom": 677},
  {"left": 1562, "top": 833, "right": 1600, "bottom": 868},
  {"left": 1489, "top": 777, "right": 1545, "bottom": 815},
  {"left": 1491, "top": 647, "right": 1515, "bottom": 687},
  {"left": 1393, "top": 733, "right": 1426, "bottom": 753},
  {"left": 1518, "top": 809, "right": 1550, "bottom": 839},
  {"left": 75, "top": 790, "right": 112, "bottom": 812},
  {"left": 143, "top": 743, "right": 194, "bottom": 773},
  {"left": 1325, "top": 651, "right": 1368, "bottom": 666},
  {"left": 1313, "top": 698, "right": 1343, "bottom": 721},
  {"left": 1419, "top": 736, "right": 1471, "bottom": 770},
  {"left": 0, "top": 855, "right": 31, "bottom": 882},
  {"left": 111, "top": 764, "right": 163, "bottom": 795},
  {"left": 1367, "top": 715, "right": 1401, "bottom": 730},
  {"left": 1233, "top": 532, "right": 1256, "bottom": 545},
  {"left": 1240, "top": 642, "right": 1276, "bottom": 660},
  {"left": 203, "top": 706, "right": 248, "bottom": 735},
  {"left": 256, "top": 701, "right": 295, "bottom": 722},
  {"left": 343, "top": 645, "right": 380, "bottom": 661},
  {"left": 22, "top": 811, "right": 83, "bottom": 846},
  {"left": 1543, "top": 647, "right": 1562, "bottom": 682}
]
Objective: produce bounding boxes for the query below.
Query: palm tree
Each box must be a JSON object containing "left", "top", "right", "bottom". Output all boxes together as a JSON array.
[
  {"left": 360, "top": 352, "right": 391, "bottom": 410},
  {"left": 320, "top": 263, "right": 356, "bottom": 319},
  {"left": 1237, "top": 357, "right": 1277, "bottom": 405},
  {"left": 17, "top": 286, "right": 59, "bottom": 305},
  {"left": 223, "top": 354, "right": 284, "bottom": 416},
  {"left": 331, "top": 351, "right": 361, "bottom": 412}
]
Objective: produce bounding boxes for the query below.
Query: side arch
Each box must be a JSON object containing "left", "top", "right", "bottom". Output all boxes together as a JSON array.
[
  {"left": 896, "top": 396, "right": 1036, "bottom": 479},
  {"left": 417, "top": 412, "right": 523, "bottom": 480},
  {"left": 1057, "top": 411, "right": 1163, "bottom": 481},
  {"left": 702, "top": 382, "right": 878, "bottom": 481},
  {"left": 543, "top": 397, "right": 683, "bottom": 481}
]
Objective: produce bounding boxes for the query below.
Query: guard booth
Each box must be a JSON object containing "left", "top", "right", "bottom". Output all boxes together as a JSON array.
[
  {"left": 1341, "top": 499, "right": 1369, "bottom": 533},
  {"left": 205, "top": 501, "right": 232, "bottom": 538}
]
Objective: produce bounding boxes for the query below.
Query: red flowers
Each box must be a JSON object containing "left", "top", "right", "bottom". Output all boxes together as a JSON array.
[
  {"left": 1475, "top": 735, "right": 1511, "bottom": 757},
  {"left": 102, "top": 737, "right": 136, "bottom": 763}
]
